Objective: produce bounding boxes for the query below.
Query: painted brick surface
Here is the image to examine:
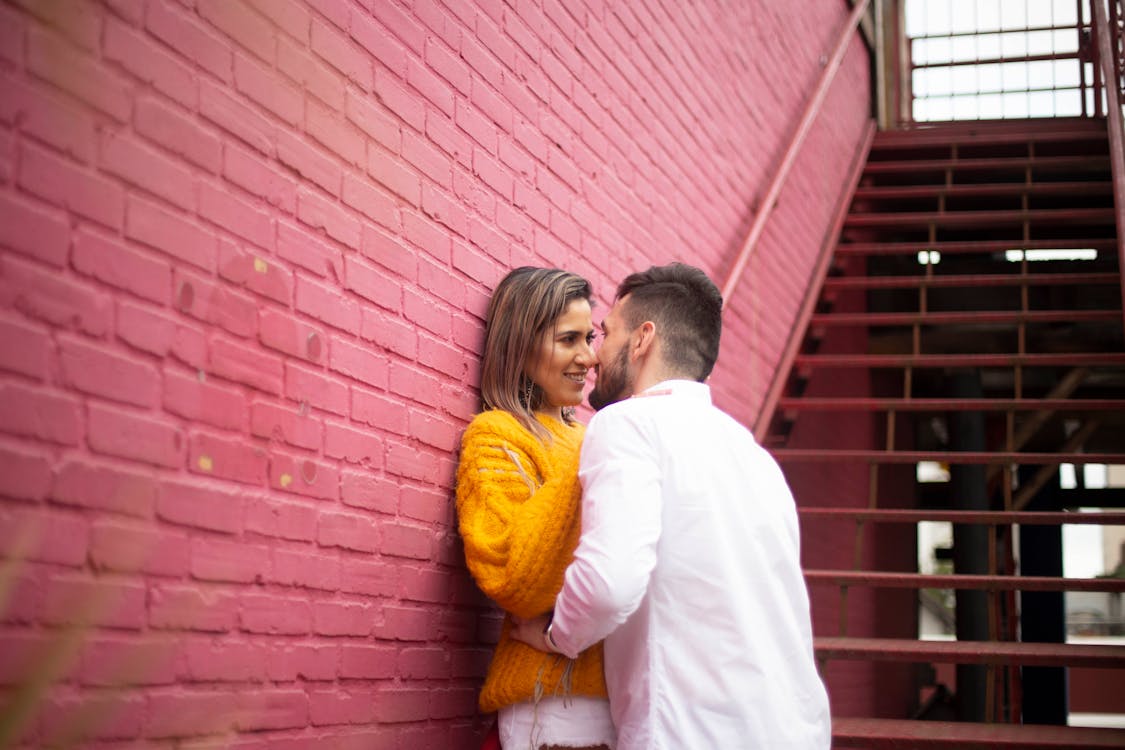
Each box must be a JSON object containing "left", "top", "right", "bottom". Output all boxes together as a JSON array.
[{"left": 0, "top": 0, "right": 871, "bottom": 745}]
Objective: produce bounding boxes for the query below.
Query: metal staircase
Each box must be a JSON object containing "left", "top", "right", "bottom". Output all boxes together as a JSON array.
[{"left": 759, "top": 118, "right": 1125, "bottom": 748}]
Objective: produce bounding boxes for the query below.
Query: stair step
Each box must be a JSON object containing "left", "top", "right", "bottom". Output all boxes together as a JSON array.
[
  {"left": 853, "top": 181, "right": 1114, "bottom": 200},
  {"left": 808, "top": 309, "right": 1120, "bottom": 327},
  {"left": 832, "top": 717, "right": 1125, "bottom": 749},
  {"left": 792, "top": 352, "right": 1125, "bottom": 368},
  {"left": 815, "top": 637, "right": 1125, "bottom": 668},
  {"left": 803, "top": 569, "right": 1125, "bottom": 593},
  {"left": 844, "top": 207, "right": 1114, "bottom": 228},
  {"left": 835, "top": 238, "right": 1119, "bottom": 256},
  {"left": 822, "top": 271, "right": 1120, "bottom": 290},
  {"left": 862, "top": 154, "right": 1109, "bottom": 174},
  {"left": 779, "top": 397, "right": 1125, "bottom": 412},
  {"left": 871, "top": 117, "right": 1108, "bottom": 148},
  {"left": 797, "top": 508, "right": 1125, "bottom": 525}
]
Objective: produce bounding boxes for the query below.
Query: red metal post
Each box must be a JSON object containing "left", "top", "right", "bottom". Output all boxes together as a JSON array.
[{"left": 1092, "top": 0, "right": 1125, "bottom": 333}]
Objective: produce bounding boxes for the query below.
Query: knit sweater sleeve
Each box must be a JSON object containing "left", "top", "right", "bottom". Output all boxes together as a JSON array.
[{"left": 455, "top": 413, "right": 582, "bottom": 619}]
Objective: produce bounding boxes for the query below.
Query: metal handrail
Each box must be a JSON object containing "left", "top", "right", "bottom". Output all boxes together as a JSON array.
[
  {"left": 1092, "top": 0, "right": 1125, "bottom": 334},
  {"left": 720, "top": 0, "right": 870, "bottom": 301}
]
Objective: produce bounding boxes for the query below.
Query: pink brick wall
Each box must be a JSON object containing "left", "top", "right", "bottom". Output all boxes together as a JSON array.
[{"left": 0, "top": 0, "right": 871, "bottom": 745}]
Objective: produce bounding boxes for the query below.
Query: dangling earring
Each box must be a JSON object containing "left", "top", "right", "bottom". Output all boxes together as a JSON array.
[{"left": 523, "top": 379, "right": 534, "bottom": 409}]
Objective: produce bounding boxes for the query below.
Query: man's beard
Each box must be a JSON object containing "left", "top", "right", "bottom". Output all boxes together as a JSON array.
[{"left": 588, "top": 345, "right": 631, "bottom": 411}]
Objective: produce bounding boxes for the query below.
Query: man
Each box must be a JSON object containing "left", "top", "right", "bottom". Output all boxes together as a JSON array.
[{"left": 511, "top": 263, "right": 830, "bottom": 748}]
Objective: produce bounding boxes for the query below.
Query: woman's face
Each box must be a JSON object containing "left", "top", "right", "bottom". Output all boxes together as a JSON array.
[{"left": 525, "top": 298, "right": 597, "bottom": 412}]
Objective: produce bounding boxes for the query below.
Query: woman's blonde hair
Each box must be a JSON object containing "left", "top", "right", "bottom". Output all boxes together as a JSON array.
[{"left": 479, "top": 267, "right": 593, "bottom": 440}]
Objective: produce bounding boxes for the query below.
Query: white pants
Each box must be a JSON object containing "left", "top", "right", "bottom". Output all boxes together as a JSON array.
[{"left": 499, "top": 695, "right": 616, "bottom": 749}]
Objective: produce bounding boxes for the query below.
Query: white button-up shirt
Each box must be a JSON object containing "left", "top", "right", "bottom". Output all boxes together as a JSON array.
[{"left": 551, "top": 380, "right": 830, "bottom": 749}]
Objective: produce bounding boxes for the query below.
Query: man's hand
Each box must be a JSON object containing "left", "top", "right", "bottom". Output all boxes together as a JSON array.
[{"left": 509, "top": 613, "right": 554, "bottom": 652}]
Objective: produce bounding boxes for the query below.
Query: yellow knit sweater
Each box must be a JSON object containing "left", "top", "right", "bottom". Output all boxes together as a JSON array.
[{"left": 456, "top": 409, "right": 607, "bottom": 713}]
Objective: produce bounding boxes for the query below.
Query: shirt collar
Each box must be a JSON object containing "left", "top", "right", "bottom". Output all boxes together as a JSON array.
[{"left": 635, "top": 379, "right": 712, "bottom": 404}]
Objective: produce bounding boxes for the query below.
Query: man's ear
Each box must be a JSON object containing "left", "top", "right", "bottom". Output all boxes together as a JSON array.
[{"left": 631, "top": 321, "right": 656, "bottom": 360}]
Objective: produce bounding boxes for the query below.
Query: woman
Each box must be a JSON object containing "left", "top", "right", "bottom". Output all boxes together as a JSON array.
[{"left": 456, "top": 267, "right": 614, "bottom": 750}]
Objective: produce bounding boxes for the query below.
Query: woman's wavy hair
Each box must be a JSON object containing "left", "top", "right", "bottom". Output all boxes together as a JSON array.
[{"left": 479, "top": 267, "right": 593, "bottom": 441}]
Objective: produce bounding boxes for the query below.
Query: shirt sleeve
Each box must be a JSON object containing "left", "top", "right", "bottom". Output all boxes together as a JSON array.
[
  {"left": 549, "top": 405, "right": 663, "bottom": 658},
  {"left": 456, "top": 422, "right": 582, "bottom": 619}
]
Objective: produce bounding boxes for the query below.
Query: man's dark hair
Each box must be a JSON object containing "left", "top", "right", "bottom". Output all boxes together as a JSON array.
[{"left": 615, "top": 263, "right": 723, "bottom": 381}]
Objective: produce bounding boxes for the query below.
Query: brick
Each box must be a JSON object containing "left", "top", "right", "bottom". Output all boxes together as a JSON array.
[
  {"left": 323, "top": 420, "right": 383, "bottom": 466},
  {"left": 245, "top": 494, "right": 318, "bottom": 541},
  {"left": 134, "top": 96, "right": 220, "bottom": 172},
  {"left": 359, "top": 306, "right": 417, "bottom": 360},
  {"left": 386, "top": 438, "right": 439, "bottom": 483},
  {"left": 78, "top": 634, "right": 179, "bottom": 686},
  {"left": 103, "top": 17, "right": 197, "bottom": 109},
  {"left": 176, "top": 266, "right": 258, "bottom": 338},
  {"left": 17, "top": 141, "right": 123, "bottom": 229},
  {"left": 145, "top": 0, "right": 233, "bottom": 83},
  {"left": 88, "top": 401, "right": 184, "bottom": 468},
  {"left": 306, "top": 0, "right": 349, "bottom": 29},
  {"left": 306, "top": 97, "right": 365, "bottom": 167},
  {"left": 0, "top": 314, "right": 50, "bottom": 382},
  {"left": 340, "top": 471, "right": 398, "bottom": 514},
  {"left": 126, "top": 194, "right": 218, "bottom": 272},
  {"left": 259, "top": 307, "right": 325, "bottom": 362},
  {"left": 184, "top": 639, "right": 267, "bottom": 682},
  {"left": 26, "top": 26, "right": 130, "bottom": 121},
  {"left": 0, "top": 506, "right": 86, "bottom": 572},
  {"left": 158, "top": 479, "right": 243, "bottom": 534},
  {"left": 199, "top": 78, "right": 274, "bottom": 155},
  {"left": 296, "top": 187, "right": 361, "bottom": 250},
  {"left": 197, "top": 0, "right": 276, "bottom": 64},
  {"left": 339, "top": 557, "right": 398, "bottom": 598},
  {"left": 51, "top": 458, "right": 157, "bottom": 517},
  {"left": 0, "top": 179, "right": 70, "bottom": 270},
  {"left": 163, "top": 367, "right": 249, "bottom": 431},
  {"left": 191, "top": 536, "right": 269, "bottom": 583},
  {"left": 344, "top": 86, "right": 398, "bottom": 151},
  {"left": 269, "top": 452, "right": 338, "bottom": 501},
  {"left": 58, "top": 335, "right": 159, "bottom": 407},
  {"left": 223, "top": 141, "right": 297, "bottom": 215},
  {"left": 237, "top": 689, "right": 308, "bottom": 731},
  {"left": 399, "top": 647, "right": 450, "bottom": 679},
  {"left": 284, "top": 361, "right": 348, "bottom": 416},
  {"left": 188, "top": 429, "right": 269, "bottom": 485},
  {"left": 317, "top": 510, "right": 377, "bottom": 553},
  {"left": 234, "top": 53, "right": 302, "bottom": 126},
  {"left": 277, "top": 34, "right": 346, "bottom": 109},
  {"left": 145, "top": 690, "right": 238, "bottom": 738},
  {"left": 372, "top": 687, "right": 429, "bottom": 722},
  {"left": 150, "top": 583, "right": 238, "bottom": 632},
  {"left": 240, "top": 593, "right": 310, "bottom": 635},
  {"left": 398, "top": 565, "right": 450, "bottom": 603},
  {"left": 100, "top": 129, "right": 196, "bottom": 208},
  {"left": 72, "top": 227, "right": 171, "bottom": 304},
  {"left": 277, "top": 219, "right": 343, "bottom": 279},
  {"left": 368, "top": 148, "right": 421, "bottom": 206},
  {"left": 0, "top": 382, "right": 81, "bottom": 445},
  {"left": 0, "top": 72, "right": 96, "bottom": 165},
  {"left": 251, "top": 400, "right": 323, "bottom": 450},
  {"left": 402, "top": 286, "right": 452, "bottom": 339},
  {"left": 295, "top": 273, "right": 360, "bottom": 333},
  {"left": 417, "top": 333, "right": 470, "bottom": 381},
  {"left": 42, "top": 574, "right": 147, "bottom": 629},
  {"left": 461, "top": 26, "right": 506, "bottom": 89},
  {"left": 312, "top": 600, "right": 374, "bottom": 637},
  {"left": 328, "top": 337, "right": 389, "bottom": 389},
  {"left": 309, "top": 689, "right": 376, "bottom": 726},
  {"left": 271, "top": 546, "right": 339, "bottom": 590},
  {"left": 402, "top": 210, "right": 452, "bottom": 265},
  {"left": 449, "top": 241, "right": 492, "bottom": 291},
  {"left": 0, "top": 444, "right": 52, "bottom": 503},
  {"left": 343, "top": 254, "right": 401, "bottom": 310},
  {"left": 277, "top": 129, "right": 341, "bottom": 196},
  {"left": 41, "top": 692, "right": 144, "bottom": 741},
  {"left": 399, "top": 484, "right": 450, "bottom": 525},
  {"left": 268, "top": 644, "right": 338, "bottom": 682},
  {"left": 89, "top": 519, "right": 190, "bottom": 577},
  {"left": 339, "top": 645, "right": 397, "bottom": 680},
  {"left": 348, "top": 9, "right": 407, "bottom": 75},
  {"left": 0, "top": 256, "right": 109, "bottom": 337},
  {"left": 351, "top": 387, "right": 407, "bottom": 434},
  {"left": 341, "top": 171, "right": 398, "bottom": 229},
  {"left": 310, "top": 19, "right": 371, "bottom": 91},
  {"left": 198, "top": 183, "right": 274, "bottom": 252},
  {"left": 208, "top": 335, "right": 283, "bottom": 395},
  {"left": 117, "top": 300, "right": 207, "bottom": 367},
  {"left": 425, "top": 109, "right": 472, "bottom": 168},
  {"left": 247, "top": 0, "right": 310, "bottom": 42},
  {"left": 381, "top": 521, "right": 433, "bottom": 560}
]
